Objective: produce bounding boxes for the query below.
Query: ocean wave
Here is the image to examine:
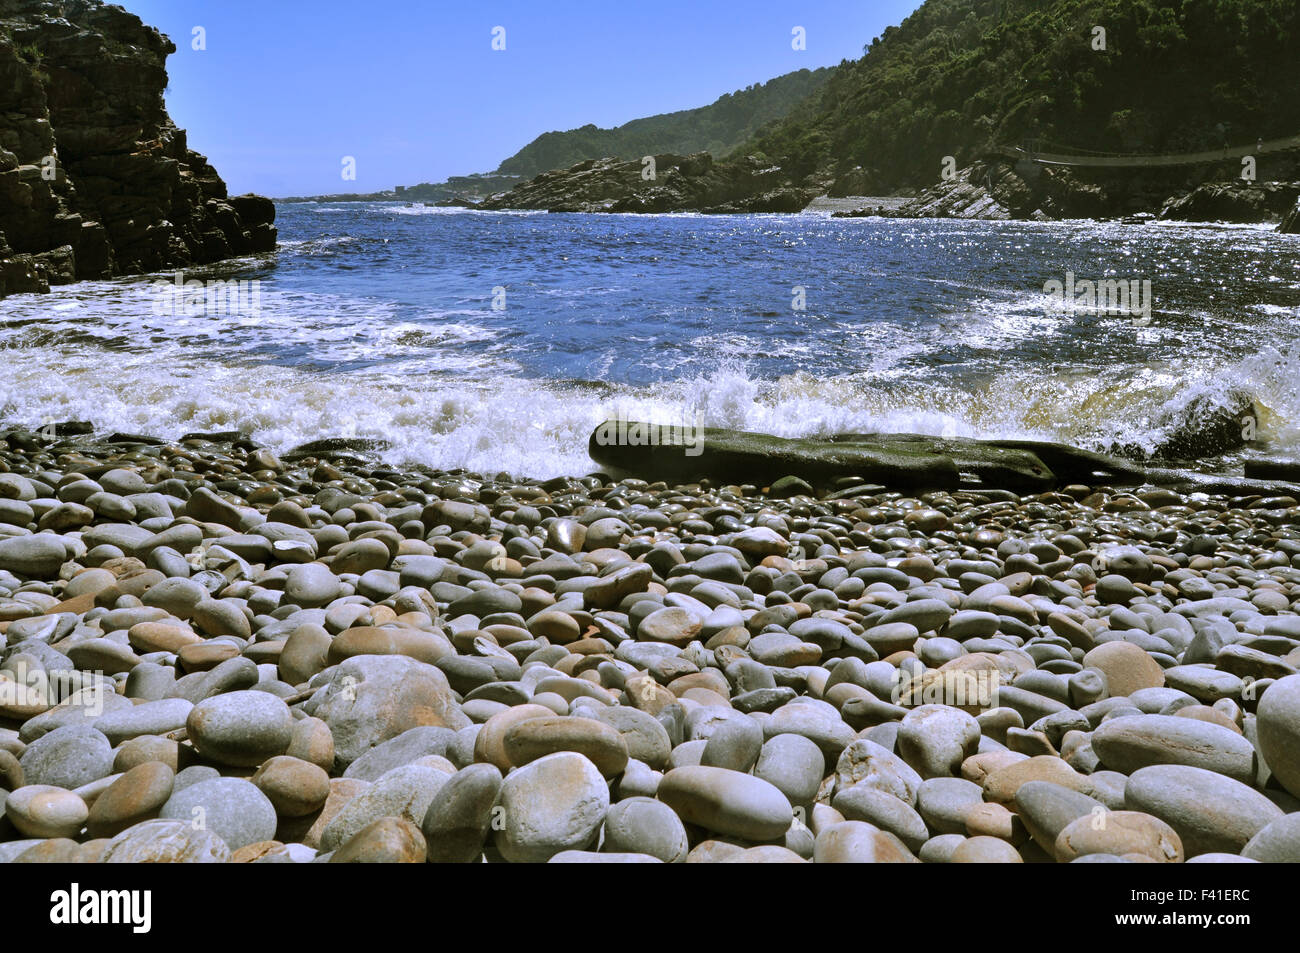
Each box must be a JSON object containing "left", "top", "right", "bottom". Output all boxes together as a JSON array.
[{"left": 0, "top": 348, "right": 1292, "bottom": 479}]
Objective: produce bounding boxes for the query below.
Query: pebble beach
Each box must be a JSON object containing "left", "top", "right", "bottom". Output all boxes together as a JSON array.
[{"left": 0, "top": 428, "right": 1298, "bottom": 864}]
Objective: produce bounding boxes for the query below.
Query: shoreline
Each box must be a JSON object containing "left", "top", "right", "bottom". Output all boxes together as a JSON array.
[{"left": 1, "top": 426, "right": 1298, "bottom": 863}]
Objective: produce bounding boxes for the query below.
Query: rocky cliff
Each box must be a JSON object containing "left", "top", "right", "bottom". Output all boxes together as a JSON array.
[
  {"left": 0, "top": 0, "right": 275, "bottom": 298},
  {"left": 478, "top": 152, "right": 819, "bottom": 215}
]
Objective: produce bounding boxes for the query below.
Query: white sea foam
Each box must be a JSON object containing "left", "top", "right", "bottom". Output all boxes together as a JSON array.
[{"left": 0, "top": 341, "right": 1287, "bottom": 479}]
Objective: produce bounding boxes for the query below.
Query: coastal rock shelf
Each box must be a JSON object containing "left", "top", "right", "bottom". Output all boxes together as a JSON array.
[
  {"left": 0, "top": 0, "right": 276, "bottom": 298},
  {"left": 587, "top": 414, "right": 1292, "bottom": 499},
  {"left": 479, "top": 152, "right": 817, "bottom": 215},
  {"left": 0, "top": 425, "right": 1297, "bottom": 863}
]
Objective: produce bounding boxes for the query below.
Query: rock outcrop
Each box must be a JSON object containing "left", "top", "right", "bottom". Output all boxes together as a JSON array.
[
  {"left": 587, "top": 413, "right": 1281, "bottom": 497},
  {"left": 479, "top": 152, "right": 818, "bottom": 215},
  {"left": 1160, "top": 181, "right": 1300, "bottom": 224},
  {"left": 831, "top": 160, "right": 1071, "bottom": 221},
  {"left": 830, "top": 157, "right": 1300, "bottom": 226},
  {"left": 0, "top": 0, "right": 276, "bottom": 298},
  {"left": 1280, "top": 197, "right": 1300, "bottom": 234}
]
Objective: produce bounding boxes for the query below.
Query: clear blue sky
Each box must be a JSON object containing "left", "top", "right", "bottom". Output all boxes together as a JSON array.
[{"left": 119, "top": 1, "right": 922, "bottom": 197}]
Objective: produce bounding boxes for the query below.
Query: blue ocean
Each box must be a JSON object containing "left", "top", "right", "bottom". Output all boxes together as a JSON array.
[{"left": 2, "top": 202, "right": 1298, "bottom": 477}]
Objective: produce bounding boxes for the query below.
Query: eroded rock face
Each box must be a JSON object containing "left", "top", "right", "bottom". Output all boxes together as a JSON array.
[{"left": 0, "top": 0, "right": 276, "bottom": 297}]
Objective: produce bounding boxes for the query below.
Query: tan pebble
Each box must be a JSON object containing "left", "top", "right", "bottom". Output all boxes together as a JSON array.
[
  {"left": 1081, "top": 642, "right": 1164, "bottom": 697},
  {"left": 951, "top": 835, "right": 1024, "bottom": 863},
  {"left": 982, "top": 755, "right": 1093, "bottom": 804},
  {"left": 1055, "top": 811, "right": 1184, "bottom": 863},
  {"left": 6, "top": 785, "right": 89, "bottom": 838},
  {"left": 330, "top": 816, "right": 426, "bottom": 863},
  {"left": 231, "top": 840, "right": 285, "bottom": 863},
  {"left": 473, "top": 704, "right": 555, "bottom": 772},
  {"left": 1174, "top": 705, "right": 1243, "bottom": 734},
  {"left": 113, "top": 735, "right": 179, "bottom": 773},
  {"left": 86, "top": 761, "right": 174, "bottom": 839},
  {"left": 252, "top": 756, "right": 330, "bottom": 817},
  {"left": 965, "top": 802, "right": 1026, "bottom": 844},
  {"left": 285, "top": 716, "right": 334, "bottom": 772},
  {"left": 298, "top": 778, "right": 371, "bottom": 850}
]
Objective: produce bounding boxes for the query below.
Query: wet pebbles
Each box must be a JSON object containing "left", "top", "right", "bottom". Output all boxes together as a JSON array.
[{"left": 0, "top": 429, "right": 1298, "bottom": 862}]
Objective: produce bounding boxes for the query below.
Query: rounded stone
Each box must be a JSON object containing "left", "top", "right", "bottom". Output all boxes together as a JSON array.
[
  {"left": 755, "top": 733, "right": 826, "bottom": 808},
  {"left": 4, "top": 784, "right": 88, "bottom": 838},
  {"left": 1256, "top": 673, "right": 1300, "bottom": 799},
  {"left": 550, "top": 850, "right": 662, "bottom": 863},
  {"left": 307, "top": 655, "right": 469, "bottom": 769},
  {"left": 186, "top": 690, "right": 293, "bottom": 767},
  {"left": 762, "top": 700, "right": 856, "bottom": 762},
  {"left": 503, "top": 716, "right": 630, "bottom": 778},
  {"left": 0, "top": 534, "right": 67, "bottom": 577},
  {"left": 602, "top": 796, "right": 690, "bottom": 863},
  {"left": 278, "top": 624, "right": 333, "bottom": 685},
  {"left": 1082, "top": 641, "right": 1164, "bottom": 697},
  {"left": 319, "top": 764, "right": 449, "bottom": 852},
  {"left": 19, "top": 724, "right": 114, "bottom": 790},
  {"left": 142, "top": 577, "right": 208, "bottom": 618},
  {"left": 699, "top": 715, "right": 764, "bottom": 773},
  {"left": 159, "top": 777, "right": 278, "bottom": 850},
  {"left": 101, "top": 819, "right": 231, "bottom": 863},
  {"left": 1013, "top": 781, "right": 1105, "bottom": 854},
  {"left": 719, "top": 845, "right": 807, "bottom": 863},
  {"left": 657, "top": 765, "right": 792, "bottom": 841},
  {"left": 96, "top": 698, "right": 194, "bottom": 745},
  {"left": 286, "top": 716, "right": 335, "bottom": 772},
  {"left": 915, "top": 777, "right": 985, "bottom": 835},
  {"left": 330, "top": 816, "right": 426, "bottom": 863},
  {"left": 86, "top": 761, "right": 175, "bottom": 838},
  {"left": 284, "top": 562, "right": 342, "bottom": 608},
  {"left": 950, "top": 835, "right": 1023, "bottom": 863},
  {"left": 1124, "top": 764, "right": 1284, "bottom": 856},
  {"left": 1054, "top": 811, "right": 1184, "bottom": 863},
  {"left": 918, "top": 833, "right": 967, "bottom": 863},
  {"left": 342, "top": 725, "right": 457, "bottom": 782},
  {"left": 1242, "top": 813, "right": 1300, "bottom": 863},
  {"left": 494, "top": 752, "right": 610, "bottom": 863},
  {"left": 421, "top": 763, "right": 503, "bottom": 863},
  {"left": 835, "top": 738, "right": 922, "bottom": 805},
  {"left": 831, "top": 784, "right": 928, "bottom": 851},
  {"left": 1091, "top": 714, "right": 1256, "bottom": 783},
  {"left": 813, "top": 820, "right": 917, "bottom": 863},
  {"left": 982, "top": 755, "right": 1093, "bottom": 804},
  {"left": 327, "top": 625, "right": 454, "bottom": 666},
  {"left": 637, "top": 606, "right": 702, "bottom": 646},
  {"left": 252, "top": 756, "right": 331, "bottom": 817},
  {"left": 593, "top": 706, "right": 672, "bottom": 770},
  {"left": 897, "top": 704, "right": 980, "bottom": 779}
]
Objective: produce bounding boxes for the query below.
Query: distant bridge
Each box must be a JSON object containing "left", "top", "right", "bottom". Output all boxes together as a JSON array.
[{"left": 993, "top": 133, "right": 1300, "bottom": 169}]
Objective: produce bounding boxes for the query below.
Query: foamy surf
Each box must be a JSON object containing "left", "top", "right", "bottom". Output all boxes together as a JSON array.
[
  {"left": 3, "top": 206, "right": 1297, "bottom": 478},
  {"left": 0, "top": 344, "right": 1292, "bottom": 478}
]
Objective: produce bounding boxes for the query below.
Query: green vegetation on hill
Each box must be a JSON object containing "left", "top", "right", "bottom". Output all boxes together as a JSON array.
[
  {"left": 495, "top": 67, "right": 834, "bottom": 178},
  {"left": 746, "top": 0, "right": 1300, "bottom": 190}
]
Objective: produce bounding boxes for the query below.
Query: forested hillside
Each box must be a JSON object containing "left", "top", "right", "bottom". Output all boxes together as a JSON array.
[
  {"left": 745, "top": 0, "right": 1300, "bottom": 190},
  {"left": 495, "top": 67, "right": 833, "bottom": 177}
]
